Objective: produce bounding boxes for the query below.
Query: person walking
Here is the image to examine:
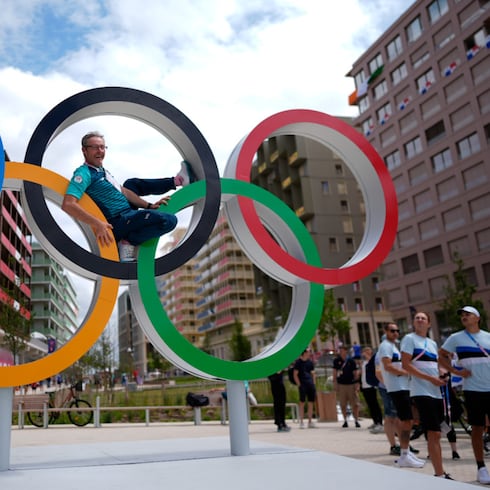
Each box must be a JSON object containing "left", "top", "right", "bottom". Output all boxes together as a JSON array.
[
  {"left": 268, "top": 370, "right": 290, "bottom": 432},
  {"left": 360, "top": 346, "right": 383, "bottom": 433},
  {"left": 439, "top": 306, "right": 490, "bottom": 484},
  {"left": 401, "top": 311, "right": 452, "bottom": 480},
  {"left": 333, "top": 345, "right": 360, "bottom": 428},
  {"left": 293, "top": 348, "right": 317, "bottom": 429}
]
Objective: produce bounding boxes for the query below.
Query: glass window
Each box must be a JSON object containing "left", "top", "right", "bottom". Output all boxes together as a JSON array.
[
  {"left": 442, "top": 206, "right": 465, "bottom": 231},
  {"left": 414, "top": 189, "right": 433, "bottom": 213},
  {"left": 369, "top": 53, "right": 384, "bottom": 74},
  {"left": 406, "top": 16, "right": 423, "bottom": 43},
  {"left": 385, "top": 150, "right": 401, "bottom": 171},
  {"left": 417, "top": 69, "right": 435, "bottom": 94},
  {"left": 463, "top": 161, "right": 487, "bottom": 190},
  {"left": 433, "top": 21, "right": 455, "bottom": 49},
  {"left": 321, "top": 181, "right": 329, "bottom": 194},
  {"left": 476, "top": 228, "right": 490, "bottom": 252},
  {"left": 419, "top": 217, "right": 438, "bottom": 240},
  {"left": 437, "top": 177, "right": 458, "bottom": 202},
  {"left": 424, "top": 245, "right": 444, "bottom": 267},
  {"left": 391, "top": 63, "right": 408, "bottom": 85},
  {"left": 457, "top": 132, "right": 481, "bottom": 159},
  {"left": 362, "top": 117, "right": 375, "bottom": 136},
  {"left": 469, "top": 194, "right": 490, "bottom": 221},
  {"left": 402, "top": 254, "right": 420, "bottom": 274},
  {"left": 387, "top": 35, "right": 403, "bottom": 61},
  {"left": 425, "top": 120, "right": 446, "bottom": 145},
  {"left": 428, "top": 0, "right": 449, "bottom": 24},
  {"left": 431, "top": 148, "right": 453, "bottom": 173},
  {"left": 408, "top": 162, "right": 428, "bottom": 186},
  {"left": 404, "top": 136, "right": 423, "bottom": 159},
  {"left": 376, "top": 102, "right": 392, "bottom": 124},
  {"left": 357, "top": 321, "right": 371, "bottom": 342},
  {"left": 411, "top": 44, "right": 430, "bottom": 69},
  {"left": 374, "top": 80, "right": 388, "bottom": 100}
]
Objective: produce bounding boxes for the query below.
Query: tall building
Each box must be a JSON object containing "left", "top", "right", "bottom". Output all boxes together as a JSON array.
[
  {"left": 30, "top": 242, "right": 79, "bottom": 347},
  {"left": 347, "top": 0, "right": 490, "bottom": 338},
  {"left": 250, "top": 133, "right": 392, "bottom": 349}
]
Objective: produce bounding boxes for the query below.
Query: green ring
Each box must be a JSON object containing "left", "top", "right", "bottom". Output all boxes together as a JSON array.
[{"left": 137, "top": 178, "right": 324, "bottom": 379}]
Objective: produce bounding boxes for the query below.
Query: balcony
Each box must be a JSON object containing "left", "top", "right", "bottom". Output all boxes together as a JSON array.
[{"left": 288, "top": 151, "right": 306, "bottom": 167}]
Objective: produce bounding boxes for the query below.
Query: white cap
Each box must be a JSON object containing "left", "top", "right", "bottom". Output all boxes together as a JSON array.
[{"left": 457, "top": 306, "right": 480, "bottom": 318}]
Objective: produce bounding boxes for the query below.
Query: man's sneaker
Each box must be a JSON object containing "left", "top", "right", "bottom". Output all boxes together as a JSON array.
[
  {"left": 308, "top": 421, "right": 316, "bottom": 428},
  {"left": 299, "top": 422, "right": 305, "bottom": 429},
  {"left": 355, "top": 420, "right": 361, "bottom": 428},
  {"left": 435, "top": 473, "right": 454, "bottom": 480},
  {"left": 396, "top": 453, "right": 425, "bottom": 468},
  {"left": 118, "top": 240, "right": 136, "bottom": 262},
  {"left": 452, "top": 451, "right": 460, "bottom": 460},
  {"left": 277, "top": 425, "right": 291, "bottom": 432},
  {"left": 410, "top": 425, "right": 424, "bottom": 440},
  {"left": 367, "top": 423, "right": 376, "bottom": 430},
  {"left": 342, "top": 421, "right": 348, "bottom": 428},
  {"left": 408, "top": 452, "right": 425, "bottom": 464},
  {"left": 370, "top": 423, "right": 384, "bottom": 434},
  {"left": 478, "top": 467, "right": 490, "bottom": 484},
  {"left": 409, "top": 445, "right": 420, "bottom": 454},
  {"left": 390, "top": 445, "right": 401, "bottom": 456},
  {"left": 175, "top": 160, "right": 197, "bottom": 186}
]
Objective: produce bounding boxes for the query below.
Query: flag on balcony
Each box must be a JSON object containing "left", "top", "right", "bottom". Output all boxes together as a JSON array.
[
  {"left": 419, "top": 80, "right": 432, "bottom": 95},
  {"left": 365, "top": 123, "right": 375, "bottom": 136},
  {"left": 357, "top": 79, "right": 369, "bottom": 98},
  {"left": 443, "top": 61, "right": 457, "bottom": 77},
  {"left": 379, "top": 113, "right": 390, "bottom": 125},
  {"left": 466, "top": 45, "right": 480, "bottom": 60},
  {"left": 399, "top": 96, "right": 411, "bottom": 110}
]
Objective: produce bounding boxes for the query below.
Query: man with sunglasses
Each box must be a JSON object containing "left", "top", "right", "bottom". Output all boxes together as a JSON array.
[
  {"left": 378, "top": 323, "right": 425, "bottom": 469},
  {"left": 62, "top": 131, "right": 195, "bottom": 262},
  {"left": 439, "top": 306, "right": 490, "bottom": 485}
]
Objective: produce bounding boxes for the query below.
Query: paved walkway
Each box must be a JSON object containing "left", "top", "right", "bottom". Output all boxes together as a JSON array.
[{"left": 4, "top": 417, "right": 487, "bottom": 488}]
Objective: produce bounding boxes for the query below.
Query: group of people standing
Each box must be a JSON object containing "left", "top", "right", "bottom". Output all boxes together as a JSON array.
[{"left": 268, "top": 305, "right": 490, "bottom": 485}]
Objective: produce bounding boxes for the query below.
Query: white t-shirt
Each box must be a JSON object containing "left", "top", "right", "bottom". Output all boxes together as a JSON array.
[{"left": 378, "top": 339, "right": 408, "bottom": 393}]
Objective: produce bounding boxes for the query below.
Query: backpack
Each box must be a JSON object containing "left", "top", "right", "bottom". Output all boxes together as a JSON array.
[
  {"left": 288, "top": 365, "right": 296, "bottom": 385},
  {"left": 365, "top": 353, "right": 379, "bottom": 387},
  {"left": 186, "top": 392, "right": 209, "bottom": 407}
]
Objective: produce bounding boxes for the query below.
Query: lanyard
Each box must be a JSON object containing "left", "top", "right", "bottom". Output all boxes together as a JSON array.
[{"left": 464, "top": 330, "right": 490, "bottom": 357}]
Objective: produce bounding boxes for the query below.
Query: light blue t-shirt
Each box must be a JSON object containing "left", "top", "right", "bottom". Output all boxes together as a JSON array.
[
  {"left": 378, "top": 339, "right": 408, "bottom": 393},
  {"left": 400, "top": 333, "right": 441, "bottom": 399},
  {"left": 441, "top": 329, "right": 490, "bottom": 392}
]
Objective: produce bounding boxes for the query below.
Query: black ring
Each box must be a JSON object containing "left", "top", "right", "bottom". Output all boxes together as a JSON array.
[{"left": 23, "top": 87, "right": 221, "bottom": 280}]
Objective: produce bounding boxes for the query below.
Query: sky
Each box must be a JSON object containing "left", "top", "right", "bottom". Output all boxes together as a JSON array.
[{"left": 0, "top": 0, "right": 414, "bottom": 328}]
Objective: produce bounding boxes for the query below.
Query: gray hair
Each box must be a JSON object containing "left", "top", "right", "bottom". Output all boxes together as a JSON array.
[{"left": 81, "top": 131, "right": 104, "bottom": 147}]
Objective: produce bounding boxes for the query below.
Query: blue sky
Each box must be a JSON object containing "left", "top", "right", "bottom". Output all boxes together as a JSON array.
[{"left": 0, "top": 0, "right": 413, "bottom": 319}]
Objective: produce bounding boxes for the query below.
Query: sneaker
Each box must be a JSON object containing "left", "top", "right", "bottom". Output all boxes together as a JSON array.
[
  {"left": 396, "top": 453, "right": 425, "bottom": 468},
  {"left": 277, "top": 425, "right": 291, "bottom": 432},
  {"left": 118, "top": 240, "right": 136, "bottom": 262},
  {"left": 308, "top": 421, "right": 316, "bottom": 429},
  {"left": 355, "top": 420, "right": 361, "bottom": 428},
  {"left": 478, "top": 467, "right": 490, "bottom": 484},
  {"left": 435, "top": 473, "right": 453, "bottom": 480},
  {"left": 367, "top": 423, "right": 376, "bottom": 430},
  {"left": 370, "top": 423, "right": 384, "bottom": 434},
  {"left": 342, "top": 421, "right": 348, "bottom": 428},
  {"left": 410, "top": 425, "right": 424, "bottom": 440},
  {"left": 408, "top": 452, "right": 425, "bottom": 464},
  {"left": 390, "top": 445, "right": 401, "bottom": 456},
  {"left": 175, "top": 160, "right": 197, "bottom": 186},
  {"left": 299, "top": 422, "right": 305, "bottom": 429},
  {"left": 452, "top": 451, "right": 460, "bottom": 460}
]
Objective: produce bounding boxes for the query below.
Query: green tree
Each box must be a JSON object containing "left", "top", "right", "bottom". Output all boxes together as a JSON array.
[
  {"left": 440, "top": 253, "right": 486, "bottom": 332},
  {"left": 0, "top": 289, "right": 32, "bottom": 364},
  {"left": 317, "top": 289, "right": 351, "bottom": 345},
  {"left": 229, "top": 318, "right": 251, "bottom": 361}
]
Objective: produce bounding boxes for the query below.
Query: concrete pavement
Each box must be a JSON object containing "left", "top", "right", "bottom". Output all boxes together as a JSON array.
[{"left": 3, "top": 418, "right": 487, "bottom": 489}]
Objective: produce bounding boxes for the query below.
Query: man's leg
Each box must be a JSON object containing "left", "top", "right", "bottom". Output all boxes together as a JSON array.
[
  {"left": 123, "top": 177, "right": 176, "bottom": 196},
  {"left": 114, "top": 210, "right": 177, "bottom": 245}
]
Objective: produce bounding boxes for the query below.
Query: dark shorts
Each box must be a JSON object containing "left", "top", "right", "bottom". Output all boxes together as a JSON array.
[
  {"left": 412, "top": 396, "right": 444, "bottom": 432},
  {"left": 379, "top": 386, "right": 397, "bottom": 418},
  {"left": 299, "top": 383, "right": 316, "bottom": 402},
  {"left": 464, "top": 391, "right": 490, "bottom": 427},
  {"left": 389, "top": 390, "right": 413, "bottom": 421}
]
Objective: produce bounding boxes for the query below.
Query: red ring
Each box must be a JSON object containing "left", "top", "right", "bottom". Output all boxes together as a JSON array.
[{"left": 234, "top": 109, "right": 398, "bottom": 284}]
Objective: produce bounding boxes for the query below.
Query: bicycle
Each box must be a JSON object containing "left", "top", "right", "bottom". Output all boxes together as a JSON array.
[{"left": 27, "top": 383, "right": 93, "bottom": 427}]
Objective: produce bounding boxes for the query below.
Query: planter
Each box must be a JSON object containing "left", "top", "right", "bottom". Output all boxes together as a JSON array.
[{"left": 317, "top": 391, "right": 337, "bottom": 422}]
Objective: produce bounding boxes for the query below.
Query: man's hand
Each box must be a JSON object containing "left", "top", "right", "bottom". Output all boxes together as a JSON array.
[
  {"left": 148, "top": 196, "right": 170, "bottom": 208},
  {"left": 92, "top": 220, "right": 114, "bottom": 247}
]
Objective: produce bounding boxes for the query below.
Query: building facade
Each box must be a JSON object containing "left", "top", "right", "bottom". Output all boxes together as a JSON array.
[
  {"left": 347, "top": 0, "right": 490, "bottom": 338},
  {"left": 250, "top": 133, "right": 393, "bottom": 349}
]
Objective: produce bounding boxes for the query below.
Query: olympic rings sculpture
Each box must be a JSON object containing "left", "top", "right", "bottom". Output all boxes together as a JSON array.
[{"left": 0, "top": 87, "right": 397, "bottom": 387}]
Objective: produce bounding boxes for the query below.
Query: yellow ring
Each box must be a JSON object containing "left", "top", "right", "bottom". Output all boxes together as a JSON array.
[{"left": 0, "top": 162, "right": 119, "bottom": 387}]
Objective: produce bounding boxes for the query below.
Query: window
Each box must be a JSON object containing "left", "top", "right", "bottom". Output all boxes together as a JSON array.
[
  {"left": 469, "top": 194, "right": 490, "bottom": 221},
  {"left": 398, "top": 200, "right": 410, "bottom": 221},
  {"left": 437, "top": 177, "right": 458, "bottom": 202},
  {"left": 337, "top": 181, "right": 347, "bottom": 194},
  {"left": 343, "top": 217, "right": 353, "bottom": 233},
  {"left": 335, "top": 164, "right": 343, "bottom": 175},
  {"left": 321, "top": 181, "right": 329, "bottom": 194},
  {"left": 355, "top": 299, "right": 364, "bottom": 312},
  {"left": 429, "top": 276, "right": 447, "bottom": 298},
  {"left": 406, "top": 16, "right": 423, "bottom": 43},
  {"left": 329, "top": 237, "right": 338, "bottom": 252},
  {"left": 385, "top": 150, "right": 401, "bottom": 171},
  {"left": 340, "top": 200, "right": 349, "bottom": 212},
  {"left": 456, "top": 132, "right": 481, "bottom": 159},
  {"left": 419, "top": 217, "right": 438, "bottom": 240},
  {"left": 463, "top": 162, "right": 488, "bottom": 190},
  {"left": 399, "top": 111, "right": 417, "bottom": 134},
  {"left": 431, "top": 148, "right": 453, "bottom": 172},
  {"left": 380, "top": 126, "right": 397, "bottom": 148},
  {"left": 462, "top": 267, "right": 478, "bottom": 287},
  {"left": 376, "top": 102, "right": 392, "bottom": 124},
  {"left": 476, "top": 228, "right": 490, "bottom": 251},
  {"left": 357, "top": 322, "right": 371, "bottom": 344},
  {"left": 402, "top": 254, "right": 420, "bottom": 274},
  {"left": 424, "top": 245, "right": 444, "bottom": 267},
  {"left": 372, "top": 277, "right": 380, "bottom": 291},
  {"left": 414, "top": 189, "right": 433, "bottom": 212},
  {"left": 337, "top": 298, "right": 346, "bottom": 312},
  {"left": 369, "top": 53, "right": 384, "bottom": 74},
  {"left": 363, "top": 117, "right": 375, "bottom": 136},
  {"left": 345, "top": 237, "right": 355, "bottom": 252},
  {"left": 428, "top": 0, "right": 449, "bottom": 24},
  {"left": 374, "top": 80, "right": 388, "bottom": 100},
  {"left": 354, "top": 70, "right": 366, "bottom": 89},
  {"left": 359, "top": 96, "right": 370, "bottom": 113},
  {"left": 388, "top": 288, "right": 403, "bottom": 306},
  {"left": 450, "top": 104, "right": 474, "bottom": 132},
  {"left": 411, "top": 44, "right": 430, "bottom": 69},
  {"left": 417, "top": 69, "right": 435, "bottom": 94},
  {"left": 444, "top": 75, "right": 467, "bottom": 103},
  {"left": 383, "top": 261, "right": 399, "bottom": 280},
  {"left": 398, "top": 227, "right": 416, "bottom": 248},
  {"left": 387, "top": 35, "right": 403, "bottom": 61},
  {"left": 408, "top": 162, "right": 428, "bottom": 186},
  {"left": 404, "top": 136, "right": 423, "bottom": 159},
  {"left": 425, "top": 120, "right": 446, "bottom": 145},
  {"left": 433, "top": 21, "right": 455, "bottom": 49},
  {"left": 483, "top": 263, "right": 490, "bottom": 286},
  {"left": 479, "top": 90, "right": 490, "bottom": 115},
  {"left": 391, "top": 63, "right": 408, "bottom": 85},
  {"left": 448, "top": 236, "right": 471, "bottom": 258},
  {"left": 352, "top": 281, "right": 361, "bottom": 292},
  {"left": 407, "top": 282, "right": 425, "bottom": 302},
  {"left": 393, "top": 175, "right": 407, "bottom": 194},
  {"left": 375, "top": 298, "right": 384, "bottom": 311},
  {"left": 442, "top": 206, "right": 465, "bottom": 231}
]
